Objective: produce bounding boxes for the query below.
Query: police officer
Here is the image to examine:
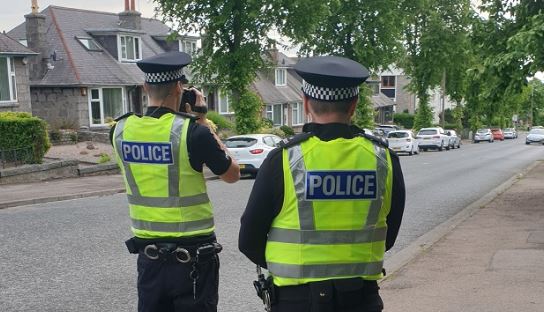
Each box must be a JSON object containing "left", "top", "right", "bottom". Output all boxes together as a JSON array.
[
  {"left": 238, "top": 56, "right": 405, "bottom": 312},
  {"left": 111, "top": 51, "right": 240, "bottom": 312}
]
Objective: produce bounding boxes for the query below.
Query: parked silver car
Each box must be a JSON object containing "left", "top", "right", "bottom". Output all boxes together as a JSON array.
[
  {"left": 445, "top": 129, "right": 461, "bottom": 149},
  {"left": 503, "top": 128, "right": 518, "bottom": 139},
  {"left": 473, "top": 128, "right": 494, "bottom": 143}
]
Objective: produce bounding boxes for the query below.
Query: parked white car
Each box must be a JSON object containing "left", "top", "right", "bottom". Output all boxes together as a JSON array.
[
  {"left": 473, "top": 128, "right": 494, "bottom": 143},
  {"left": 387, "top": 130, "right": 419, "bottom": 155},
  {"left": 416, "top": 127, "right": 450, "bottom": 151},
  {"left": 224, "top": 134, "right": 282, "bottom": 176},
  {"left": 445, "top": 129, "right": 461, "bottom": 149},
  {"left": 526, "top": 128, "right": 544, "bottom": 145}
]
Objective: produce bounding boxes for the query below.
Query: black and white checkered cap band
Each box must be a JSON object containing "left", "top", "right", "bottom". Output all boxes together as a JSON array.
[
  {"left": 302, "top": 80, "right": 359, "bottom": 101},
  {"left": 144, "top": 68, "right": 185, "bottom": 84}
]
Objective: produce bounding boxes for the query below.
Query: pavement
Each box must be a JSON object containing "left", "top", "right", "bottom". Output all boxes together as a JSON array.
[
  {"left": 0, "top": 159, "right": 543, "bottom": 311},
  {"left": 0, "top": 167, "right": 218, "bottom": 209}
]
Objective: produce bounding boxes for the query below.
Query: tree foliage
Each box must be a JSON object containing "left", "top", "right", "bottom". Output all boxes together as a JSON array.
[
  {"left": 232, "top": 90, "right": 263, "bottom": 134},
  {"left": 153, "top": 0, "right": 278, "bottom": 127},
  {"left": 352, "top": 85, "right": 375, "bottom": 129}
]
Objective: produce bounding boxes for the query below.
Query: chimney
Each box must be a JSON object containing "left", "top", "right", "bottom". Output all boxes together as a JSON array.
[
  {"left": 25, "top": 0, "right": 49, "bottom": 80},
  {"left": 119, "top": 0, "right": 141, "bottom": 30}
]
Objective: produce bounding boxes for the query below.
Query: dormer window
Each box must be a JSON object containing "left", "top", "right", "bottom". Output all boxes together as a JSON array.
[
  {"left": 179, "top": 39, "right": 197, "bottom": 56},
  {"left": 119, "top": 35, "right": 142, "bottom": 62},
  {"left": 275, "top": 68, "right": 287, "bottom": 86},
  {"left": 76, "top": 37, "right": 102, "bottom": 51}
]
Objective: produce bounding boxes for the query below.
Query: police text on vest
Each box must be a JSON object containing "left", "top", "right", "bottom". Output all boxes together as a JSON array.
[
  {"left": 121, "top": 141, "right": 173, "bottom": 164},
  {"left": 305, "top": 171, "right": 377, "bottom": 200}
]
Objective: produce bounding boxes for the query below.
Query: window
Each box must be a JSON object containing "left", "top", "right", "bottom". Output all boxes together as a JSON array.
[
  {"left": 179, "top": 40, "right": 197, "bottom": 55},
  {"left": 119, "top": 35, "right": 141, "bottom": 62},
  {"left": 76, "top": 37, "right": 102, "bottom": 51},
  {"left": 275, "top": 68, "right": 287, "bottom": 86},
  {"left": 381, "top": 76, "right": 396, "bottom": 88},
  {"left": 266, "top": 104, "right": 283, "bottom": 126},
  {"left": 292, "top": 102, "right": 303, "bottom": 125},
  {"left": 263, "top": 136, "right": 276, "bottom": 147},
  {"left": 18, "top": 39, "right": 28, "bottom": 47},
  {"left": 218, "top": 90, "right": 232, "bottom": 114},
  {"left": 368, "top": 82, "right": 380, "bottom": 96},
  {"left": 0, "top": 57, "right": 17, "bottom": 102},
  {"left": 89, "top": 87, "right": 125, "bottom": 126}
]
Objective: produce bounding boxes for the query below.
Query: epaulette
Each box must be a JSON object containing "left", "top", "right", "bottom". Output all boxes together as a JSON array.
[
  {"left": 114, "top": 112, "right": 135, "bottom": 122},
  {"left": 279, "top": 132, "right": 314, "bottom": 149},
  {"left": 360, "top": 131, "right": 389, "bottom": 149},
  {"left": 172, "top": 111, "right": 198, "bottom": 120}
]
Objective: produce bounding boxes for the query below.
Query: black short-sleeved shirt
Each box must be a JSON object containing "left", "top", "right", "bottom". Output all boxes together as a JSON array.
[
  {"left": 110, "top": 107, "right": 232, "bottom": 175},
  {"left": 238, "top": 123, "right": 406, "bottom": 268},
  {"left": 110, "top": 107, "right": 232, "bottom": 244}
]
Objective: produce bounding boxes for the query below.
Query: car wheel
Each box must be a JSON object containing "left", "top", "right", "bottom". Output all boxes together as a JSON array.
[
  {"left": 438, "top": 143, "right": 443, "bottom": 151},
  {"left": 423, "top": 148, "right": 428, "bottom": 152},
  {"left": 526, "top": 142, "right": 530, "bottom": 145}
]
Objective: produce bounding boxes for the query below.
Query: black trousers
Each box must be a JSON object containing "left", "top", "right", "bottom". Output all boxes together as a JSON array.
[
  {"left": 137, "top": 253, "right": 220, "bottom": 312},
  {"left": 272, "top": 279, "right": 383, "bottom": 312}
]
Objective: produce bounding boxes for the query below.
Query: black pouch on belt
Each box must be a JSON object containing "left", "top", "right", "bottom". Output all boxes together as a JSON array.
[
  {"left": 309, "top": 280, "right": 333, "bottom": 312},
  {"left": 334, "top": 279, "right": 383, "bottom": 311},
  {"left": 125, "top": 237, "right": 139, "bottom": 254}
]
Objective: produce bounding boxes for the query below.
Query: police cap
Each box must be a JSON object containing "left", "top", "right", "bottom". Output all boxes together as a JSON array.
[
  {"left": 137, "top": 51, "right": 192, "bottom": 84},
  {"left": 294, "top": 56, "right": 369, "bottom": 101}
]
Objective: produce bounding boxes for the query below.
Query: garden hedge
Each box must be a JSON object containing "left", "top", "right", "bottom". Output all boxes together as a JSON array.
[{"left": 0, "top": 112, "right": 51, "bottom": 164}]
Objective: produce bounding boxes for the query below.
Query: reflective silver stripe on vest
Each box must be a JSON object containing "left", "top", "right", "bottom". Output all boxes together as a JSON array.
[
  {"left": 288, "top": 145, "right": 315, "bottom": 230},
  {"left": 132, "top": 217, "right": 214, "bottom": 233},
  {"left": 268, "top": 226, "right": 387, "bottom": 245},
  {"left": 365, "top": 145, "right": 388, "bottom": 227},
  {"left": 168, "top": 117, "right": 185, "bottom": 197},
  {"left": 114, "top": 118, "right": 140, "bottom": 196},
  {"left": 267, "top": 261, "right": 384, "bottom": 279},
  {"left": 127, "top": 193, "right": 210, "bottom": 208}
]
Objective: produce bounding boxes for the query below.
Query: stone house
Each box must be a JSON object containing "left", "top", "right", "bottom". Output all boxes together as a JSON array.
[
  {"left": 7, "top": 2, "right": 200, "bottom": 130},
  {"left": 0, "top": 32, "right": 37, "bottom": 113}
]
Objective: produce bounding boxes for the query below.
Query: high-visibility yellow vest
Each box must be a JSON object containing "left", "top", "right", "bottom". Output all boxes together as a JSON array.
[
  {"left": 112, "top": 113, "right": 214, "bottom": 239},
  {"left": 265, "top": 135, "right": 393, "bottom": 286}
]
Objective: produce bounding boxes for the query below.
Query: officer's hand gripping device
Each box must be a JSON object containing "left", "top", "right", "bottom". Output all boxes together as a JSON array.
[{"left": 253, "top": 265, "right": 274, "bottom": 312}]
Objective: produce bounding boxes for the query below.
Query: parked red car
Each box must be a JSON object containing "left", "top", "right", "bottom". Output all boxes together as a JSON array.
[{"left": 491, "top": 128, "right": 505, "bottom": 141}]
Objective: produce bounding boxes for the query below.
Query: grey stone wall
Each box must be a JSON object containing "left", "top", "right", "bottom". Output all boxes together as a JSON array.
[
  {"left": 0, "top": 57, "right": 32, "bottom": 113},
  {"left": 31, "top": 87, "right": 89, "bottom": 128},
  {"left": 0, "top": 159, "right": 78, "bottom": 185}
]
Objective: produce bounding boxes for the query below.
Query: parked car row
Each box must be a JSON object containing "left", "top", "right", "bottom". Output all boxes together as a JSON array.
[
  {"left": 384, "top": 127, "right": 461, "bottom": 156},
  {"left": 474, "top": 128, "right": 519, "bottom": 143}
]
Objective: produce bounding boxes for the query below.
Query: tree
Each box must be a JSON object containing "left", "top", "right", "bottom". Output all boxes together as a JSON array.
[
  {"left": 277, "top": 0, "right": 406, "bottom": 128},
  {"left": 233, "top": 90, "right": 263, "bottom": 134},
  {"left": 153, "top": 0, "right": 279, "bottom": 130},
  {"left": 402, "top": 0, "right": 472, "bottom": 129}
]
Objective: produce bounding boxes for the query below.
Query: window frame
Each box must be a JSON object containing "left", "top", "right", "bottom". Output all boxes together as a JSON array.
[
  {"left": 266, "top": 104, "right": 284, "bottom": 126},
  {"left": 292, "top": 102, "right": 304, "bottom": 126},
  {"left": 218, "top": 89, "right": 233, "bottom": 115},
  {"left": 179, "top": 39, "right": 198, "bottom": 55},
  {"left": 76, "top": 36, "right": 102, "bottom": 51},
  {"left": 0, "top": 56, "right": 17, "bottom": 103},
  {"left": 381, "top": 76, "right": 396, "bottom": 88},
  {"left": 88, "top": 87, "right": 126, "bottom": 127},
  {"left": 118, "top": 35, "right": 142, "bottom": 62},
  {"left": 275, "top": 68, "right": 287, "bottom": 87}
]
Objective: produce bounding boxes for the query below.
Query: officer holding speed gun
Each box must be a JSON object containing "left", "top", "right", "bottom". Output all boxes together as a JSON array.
[
  {"left": 238, "top": 56, "right": 406, "bottom": 312},
  {"left": 110, "top": 51, "right": 240, "bottom": 312}
]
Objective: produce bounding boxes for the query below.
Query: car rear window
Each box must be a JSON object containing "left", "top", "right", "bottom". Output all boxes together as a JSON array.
[
  {"left": 477, "top": 129, "right": 488, "bottom": 133},
  {"left": 388, "top": 132, "right": 409, "bottom": 138},
  {"left": 491, "top": 129, "right": 501, "bottom": 132},
  {"left": 418, "top": 129, "right": 437, "bottom": 135},
  {"left": 224, "top": 137, "right": 258, "bottom": 148},
  {"left": 529, "top": 129, "right": 544, "bottom": 135}
]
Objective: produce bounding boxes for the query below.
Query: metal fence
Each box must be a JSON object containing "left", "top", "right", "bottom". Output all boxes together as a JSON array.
[{"left": 0, "top": 146, "right": 34, "bottom": 169}]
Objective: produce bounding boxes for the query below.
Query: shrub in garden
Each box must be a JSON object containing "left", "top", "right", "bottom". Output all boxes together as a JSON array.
[{"left": 0, "top": 112, "right": 51, "bottom": 163}]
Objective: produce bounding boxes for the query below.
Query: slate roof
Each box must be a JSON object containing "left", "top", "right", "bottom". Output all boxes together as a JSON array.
[
  {"left": 7, "top": 6, "right": 179, "bottom": 87},
  {"left": 371, "top": 92, "right": 395, "bottom": 108},
  {"left": 0, "top": 32, "right": 37, "bottom": 55},
  {"left": 252, "top": 51, "right": 302, "bottom": 105}
]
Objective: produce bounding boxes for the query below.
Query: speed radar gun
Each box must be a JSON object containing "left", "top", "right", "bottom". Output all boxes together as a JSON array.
[{"left": 254, "top": 265, "right": 275, "bottom": 312}]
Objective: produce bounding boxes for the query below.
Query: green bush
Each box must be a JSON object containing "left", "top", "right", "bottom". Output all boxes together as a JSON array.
[
  {"left": 0, "top": 112, "right": 51, "bottom": 164},
  {"left": 207, "top": 111, "right": 234, "bottom": 130},
  {"left": 393, "top": 113, "right": 415, "bottom": 129},
  {"left": 260, "top": 127, "right": 286, "bottom": 138},
  {"left": 98, "top": 153, "right": 111, "bottom": 164},
  {"left": 280, "top": 125, "right": 295, "bottom": 136}
]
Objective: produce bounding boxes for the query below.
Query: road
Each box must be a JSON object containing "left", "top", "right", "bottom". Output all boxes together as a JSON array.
[{"left": 0, "top": 137, "right": 543, "bottom": 311}]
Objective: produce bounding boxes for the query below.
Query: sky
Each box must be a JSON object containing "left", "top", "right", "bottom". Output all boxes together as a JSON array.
[{"left": 0, "top": 0, "right": 158, "bottom": 32}]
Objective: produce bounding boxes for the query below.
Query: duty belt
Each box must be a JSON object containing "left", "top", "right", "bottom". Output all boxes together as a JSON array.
[{"left": 141, "top": 242, "right": 222, "bottom": 263}]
